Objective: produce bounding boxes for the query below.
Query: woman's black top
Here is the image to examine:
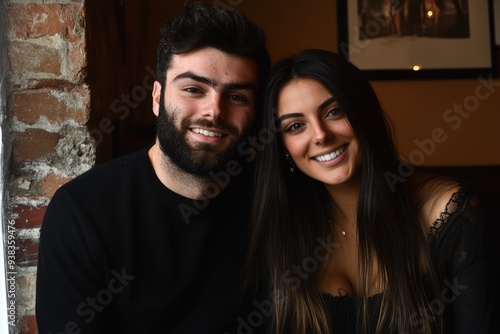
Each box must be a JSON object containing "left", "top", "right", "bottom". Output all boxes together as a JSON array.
[{"left": 324, "top": 187, "right": 497, "bottom": 333}]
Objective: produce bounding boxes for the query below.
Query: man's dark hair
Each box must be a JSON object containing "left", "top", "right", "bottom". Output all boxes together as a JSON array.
[{"left": 156, "top": 2, "right": 270, "bottom": 87}]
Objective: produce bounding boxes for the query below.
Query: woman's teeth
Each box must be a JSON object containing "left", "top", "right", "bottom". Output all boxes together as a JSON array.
[{"left": 315, "top": 146, "right": 345, "bottom": 162}]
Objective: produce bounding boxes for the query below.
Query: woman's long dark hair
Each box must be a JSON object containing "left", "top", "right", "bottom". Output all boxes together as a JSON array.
[{"left": 247, "top": 50, "right": 440, "bottom": 333}]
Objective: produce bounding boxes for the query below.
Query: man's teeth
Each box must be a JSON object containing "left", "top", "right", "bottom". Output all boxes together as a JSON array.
[
  {"left": 315, "top": 147, "right": 345, "bottom": 162},
  {"left": 192, "top": 128, "right": 223, "bottom": 137}
]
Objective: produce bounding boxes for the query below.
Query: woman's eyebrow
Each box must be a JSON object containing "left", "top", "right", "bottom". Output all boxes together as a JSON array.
[
  {"left": 276, "top": 97, "right": 337, "bottom": 125},
  {"left": 276, "top": 113, "right": 303, "bottom": 125},
  {"left": 317, "top": 97, "right": 337, "bottom": 112}
]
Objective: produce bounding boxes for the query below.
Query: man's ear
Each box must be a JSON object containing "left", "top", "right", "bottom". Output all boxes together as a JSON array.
[{"left": 152, "top": 81, "right": 162, "bottom": 117}]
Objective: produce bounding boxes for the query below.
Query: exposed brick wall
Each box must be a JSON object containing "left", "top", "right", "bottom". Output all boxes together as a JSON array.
[{"left": 5, "top": 0, "right": 94, "bottom": 333}]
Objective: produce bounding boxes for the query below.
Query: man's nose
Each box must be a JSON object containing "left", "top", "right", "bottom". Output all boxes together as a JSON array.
[{"left": 203, "top": 93, "right": 225, "bottom": 121}]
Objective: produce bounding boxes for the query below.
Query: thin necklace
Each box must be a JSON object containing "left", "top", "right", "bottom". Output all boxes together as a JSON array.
[{"left": 328, "top": 219, "right": 346, "bottom": 236}]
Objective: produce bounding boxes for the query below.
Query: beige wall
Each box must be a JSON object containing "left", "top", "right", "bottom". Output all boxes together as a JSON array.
[
  {"left": 149, "top": 0, "right": 500, "bottom": 166},
  {"left": 373, "top": 80, "right": 500, "bottom": 166}
]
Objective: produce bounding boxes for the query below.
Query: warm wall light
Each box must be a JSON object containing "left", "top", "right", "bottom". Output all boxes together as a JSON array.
[
  {"left": 412, "top": 65, "right": 421, "bottom": 71},
  {"left": 427, "top": 11, "right": 434, "bottom": 18}
]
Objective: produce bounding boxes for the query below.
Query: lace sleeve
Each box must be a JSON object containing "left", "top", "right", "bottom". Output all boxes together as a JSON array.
[{"left": 428, "top": 188, "right": 496, "bottom": 334}]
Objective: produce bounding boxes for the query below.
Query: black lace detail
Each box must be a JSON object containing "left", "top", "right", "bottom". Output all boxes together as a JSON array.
[{"left": 428, "top": 187, "right": 468, "bottom": 240}]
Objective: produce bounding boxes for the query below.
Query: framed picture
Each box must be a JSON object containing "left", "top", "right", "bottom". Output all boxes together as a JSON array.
[
  {"left": 495, "top": 0, "right": 500, "bottom": 45},
  {"left": 337, "top": 0, "right": 496, "bottom": 80}
]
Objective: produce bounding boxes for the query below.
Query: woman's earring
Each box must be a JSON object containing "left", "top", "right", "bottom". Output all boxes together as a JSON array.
[{"left": 285, "top": 152, "right": 294, "bottom": 173}]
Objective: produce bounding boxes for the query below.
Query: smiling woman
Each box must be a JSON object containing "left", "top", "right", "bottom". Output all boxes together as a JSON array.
[
  {"left": 276, "top": 78, "right": 361, "bottom": 188},
  {"left": 246, "top": 49, "right": 496, "bottom": 334}
]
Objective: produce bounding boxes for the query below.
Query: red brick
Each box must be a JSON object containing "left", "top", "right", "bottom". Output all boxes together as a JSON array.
[
  {"left": 8, "top": 4, "right": 76, "bottom": 38},
  {"left": 67, "top": 9, "right": 85, "bottom": 44},
  {"left": 19, "top": 315, "right": 38, "bottom": 334},
  {"left": 13, "top": 129, "right": 61, "bottom": 163},
  {"left": 69, "top": 41, "right": 87, "bottom": 81},
  {"left": 38, "top": 173, "right": 71, "bottom": 198},
  {"left": 25, "top": 79, "right": 76, "bottom": 90},
  {"left": 12, "top": 205, "right": 47, "bottom": 229},
  {"left": 10, "top": 87, "right": 90, "bottom": 125},
  {"left": 16, "top": 238, "right": 39, "bottom": 267},
  {"left": 9, "top": 40, "right": 62, "bottom": 77}
]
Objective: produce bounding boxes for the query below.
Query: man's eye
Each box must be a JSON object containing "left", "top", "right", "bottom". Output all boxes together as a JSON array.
[
  {"left": 185, "top": 87, "right": 202, "bottom": 94},
  {"left": 228, "top": 94, "right": 248, "bottom": 103}
]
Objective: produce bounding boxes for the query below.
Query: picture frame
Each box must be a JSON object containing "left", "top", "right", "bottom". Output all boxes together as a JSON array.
[
  {"left": 495, "top": 0, "right": 500, "bottom": 45},
  {"left": 337, "top": 0, "right": 496, "bottom": 80}
]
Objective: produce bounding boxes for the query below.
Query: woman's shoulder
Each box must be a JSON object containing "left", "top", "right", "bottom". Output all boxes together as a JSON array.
[{"left": 407, "top": 172, "right": 472, "bottom": 233}]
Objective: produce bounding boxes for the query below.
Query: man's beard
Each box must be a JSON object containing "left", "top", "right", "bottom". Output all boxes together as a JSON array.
[{"left": 156, "top": 98, "right": 246, "bottom": 177}]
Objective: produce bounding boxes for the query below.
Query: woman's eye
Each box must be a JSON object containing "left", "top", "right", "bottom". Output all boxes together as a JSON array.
[
  {"left": 326, "top": 107, "right": 344, "bottom": 118},
  {"left": 285, "top": 123, "right": 303, "bottom": 132}
]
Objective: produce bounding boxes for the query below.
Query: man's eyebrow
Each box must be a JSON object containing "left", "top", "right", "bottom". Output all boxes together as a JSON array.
[
  {"left": 173, "top": 71, "right": 256, "bottom": 92},
  {"left": 173, "top": 71, "right": 213, "bottom": 85},
  {"left": 223, "top": 82, "right": 256, "bottom": 92}
]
